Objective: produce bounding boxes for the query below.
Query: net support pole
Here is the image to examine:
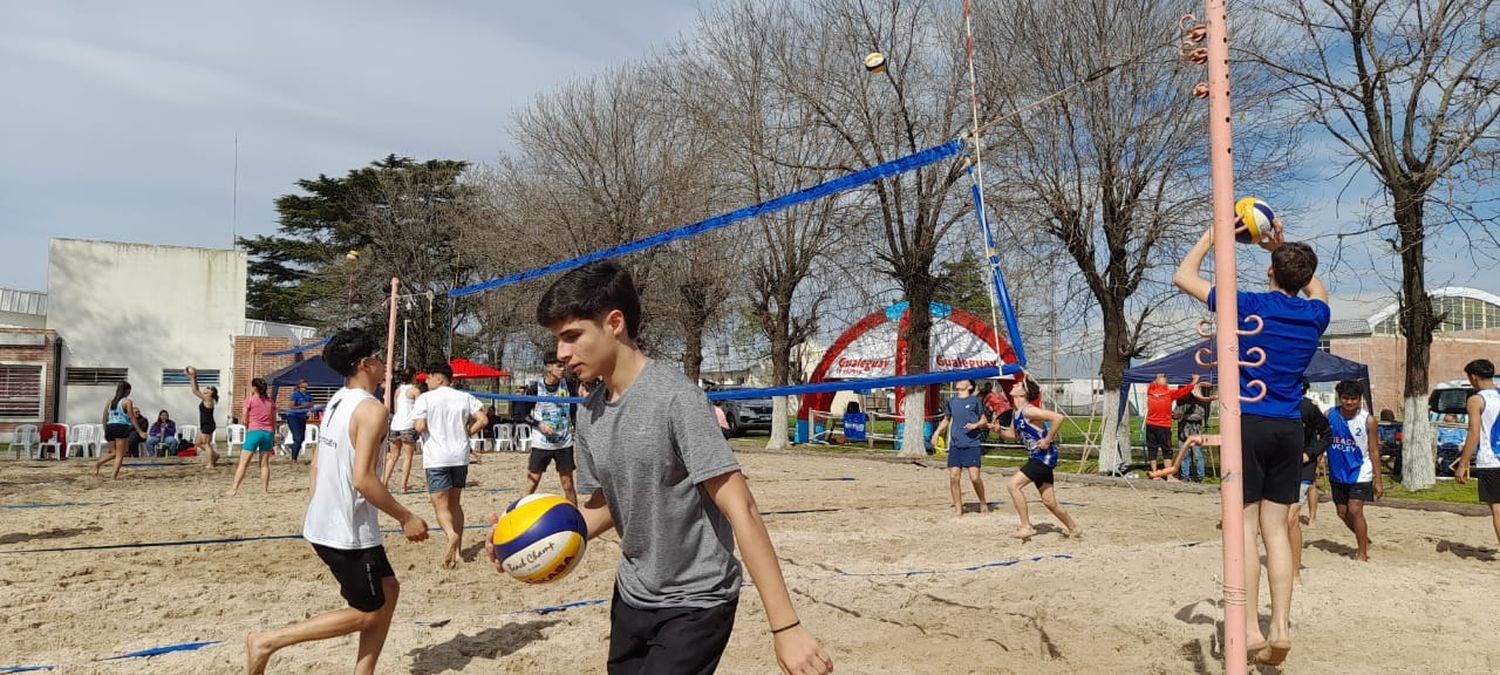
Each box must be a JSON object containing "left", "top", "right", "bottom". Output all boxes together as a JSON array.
[
  {"left": 1203, "top": 2, "right": 1247, "bottom": 672},
  {"left": 385, "top": 277, "right": 398, "bottom": 410}
]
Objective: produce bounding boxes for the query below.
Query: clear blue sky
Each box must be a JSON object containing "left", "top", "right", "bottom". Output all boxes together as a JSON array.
[{"left": 1, "top": 0, "right": 1493, "bottom": 300}]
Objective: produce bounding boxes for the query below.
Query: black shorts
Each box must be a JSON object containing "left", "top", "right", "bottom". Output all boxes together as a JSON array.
[
  {"left": 312, "top": 543, "right": 395, "bottom": 612},
  {"left": 1475, "top": 468, "right": 1500, "bottom": 504},
  {"left": 528, "top": 446, "right": 576, "bottom": 474},
  {"left": 1241, "top": 414, "right": 1303, "bottom": 505},
  {"left": 199, "top": 423, "right": 217, "bottom": 437},
  {"left": 104, "top": 423, "right": 133, "bottom": 441},
  {"left": 1331, "top": 481, "right": 1374, "bottom": 505},
  {"left": 1019, "top": 458, "right": 1055, "bottom": 486},
  {"left": 1145, "top": 425, "right": 1173, "bottom": 460},
  {"left": 993, "top": 410, "right": 1015, "bottom": 429},
  {"left": 607, "top": 586, "right": 738, "bottom": 675}
]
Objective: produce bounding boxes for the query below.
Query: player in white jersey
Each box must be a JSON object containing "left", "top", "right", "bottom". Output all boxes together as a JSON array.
[
  {"left": 245, "top": 329, "right": 429, "bottom": 675},
  {"left": 1456, "top": 359, "right": 1500, "bottom": 546},
  {"left": 1326, "top": 380, "right": 1381, "bottom": 561},
  {"left": 381, "top": 367, "right": 421, "bottom": 491}
]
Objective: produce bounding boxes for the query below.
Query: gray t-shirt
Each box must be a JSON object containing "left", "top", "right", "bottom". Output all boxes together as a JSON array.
[{"left": 575, "top": 359, "right": 743, "bottom": 609}]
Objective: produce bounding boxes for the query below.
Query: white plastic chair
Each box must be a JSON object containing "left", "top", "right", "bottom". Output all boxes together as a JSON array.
[
  {"left": 38, "top": 425, "right": 64, "bottom": 460},
  {"left": 9, "top": 424, "right": 38, "bottom": 459},
  {"left": 88, "top": 423, "right": 109, "bottom": 457},
  {"left": 492, "top": 423, "right": 514, "bottom": 452},
  {"left": 300, "top": 424, "right": 319, "bottom": 458},
  {"left": 275, "top": 423, "right": 292, "bottom": 457},
  {"left": 225, "top": 424, "right": 247, "bottom": 457},
  {"left": 468, "top": 435, "right": 490, "bottom": 454},
  {"left": 65, "top": 424, "right": 94, "bottom": 459},
  {"left": 513, "top": 423, "right": 533, "bottom": 453}
]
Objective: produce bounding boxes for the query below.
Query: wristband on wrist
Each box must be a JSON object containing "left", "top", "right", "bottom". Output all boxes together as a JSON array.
[{"left": 771, "top": 620, "right": 800, "bottom": 634}]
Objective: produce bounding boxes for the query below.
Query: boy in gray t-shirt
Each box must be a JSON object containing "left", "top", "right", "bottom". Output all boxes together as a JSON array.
[{"left": 485, "top": 260, "right": 832, "bottom": 675}]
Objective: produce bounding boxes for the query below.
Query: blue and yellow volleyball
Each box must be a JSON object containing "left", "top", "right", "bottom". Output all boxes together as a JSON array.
[
  {"left": 493, "top": 494, "right": 588, "bottom": 584},
  {"left": 1234, "top": 197, "right": 1274, "bottom": 245}
]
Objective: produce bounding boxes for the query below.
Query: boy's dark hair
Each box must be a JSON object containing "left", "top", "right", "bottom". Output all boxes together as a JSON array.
[
  {"left": 1270, "top": 242, "right": 1318, "bottom": 293},
  {"left": 324, "top": 328, "right": 379, "bottom": 376},
  {"left": 425, "top": 362, "right": 454, "bottom": 380},
  {"left": 1464, "top": 359, "right": 1495, "bottom": 379},
  {"left": 397, "top": 367, "right": 417, "bottom": 384},
  {"left": 1021, "top": 378, "right": 1041, "bottom": 401},
  {"left": 1300, "top": 376, "right": 1311, "bottom": 394},
  {"left": 536, "top": 261, "right": 642, "bottom": 340},
  {"left": 1335, "top": 380, "right": 1364, "bottom": 398}
]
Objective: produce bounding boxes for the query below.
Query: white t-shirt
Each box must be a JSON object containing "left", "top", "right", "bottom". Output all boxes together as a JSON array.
[
  {"left": 411, "top": 385, "right": 481, "bottom": 469},
  {"left": 390, "top": 384, "right": 417, "bottom": 431},
  {"left": 303, "top": 387, "right": 384, "bottom": 550}
]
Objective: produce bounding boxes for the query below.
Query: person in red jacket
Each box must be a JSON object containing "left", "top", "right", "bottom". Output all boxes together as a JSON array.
[{"left": 1145, "top": 373, "right": 1200, "bottom": 479}]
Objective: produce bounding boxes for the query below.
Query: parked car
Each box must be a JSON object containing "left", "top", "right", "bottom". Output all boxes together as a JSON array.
[{"left": 705, "top": 386, "right": 775, "bottom": 437}]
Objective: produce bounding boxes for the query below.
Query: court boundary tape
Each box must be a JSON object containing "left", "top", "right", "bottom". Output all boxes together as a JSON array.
[{"left": 2, "top": 639, "right": 223, "bottom": 672}]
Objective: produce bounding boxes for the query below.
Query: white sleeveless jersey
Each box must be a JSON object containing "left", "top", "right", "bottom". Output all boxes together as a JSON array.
[
  {"left": 1477, "top": 389, "right": 1500, "bottom": 469},
  {"left": 390, "top": 384, "right": 417, "bottom": 432},
  {"left": 1327, "top": 408, "right": 1373, "bottom": 484},
  {"left": 303, "top": 387, "right": 384, "bottom": 550}
]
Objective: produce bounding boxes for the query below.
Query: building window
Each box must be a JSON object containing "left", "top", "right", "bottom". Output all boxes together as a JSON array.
[
  {"left": 1318, "top": 338, "right": 1331, "bottom": 353},
  {"left": 65, "top": 367, "right": 128, "bottom": 385},
  {"left": 0, "top": 364, "right": 44, "bottom": 419},
  {"left": 162, "top": 369, "right": 220, "bottom": 387}
]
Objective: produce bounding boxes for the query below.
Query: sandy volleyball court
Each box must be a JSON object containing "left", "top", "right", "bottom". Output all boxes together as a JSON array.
[{"left": 1, "top": 448, "right": 1497, "bottom": 674}]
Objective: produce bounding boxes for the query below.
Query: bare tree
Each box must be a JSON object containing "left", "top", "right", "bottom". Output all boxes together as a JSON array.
[
  {"left": 977, "top": 0, "right": 1297, "bottom": 471},
  {"left": 1250, "top": 0, "right": 1500, "bottom": 489},
  {"left": 670, "top": 0, "right": 847, "bottom": 449},
  {"left": 475, "top": 66, "right": 739, "bottom": 374},
  {"left": 741, "top": 0, "right": 977, "bottom": 456}
]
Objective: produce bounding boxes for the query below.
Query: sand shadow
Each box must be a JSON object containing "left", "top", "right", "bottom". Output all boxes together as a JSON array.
[
  {"left": 460, "top": 539, "right": 486, "bottom": 563},
  {"left": 1308, "top": 539, "right": 1358, "bottom": 557},
  {"left": 0, "top": 525, "right": 103, "bottom": 546},
  {"left": 1433, "top": 539, "right": 1497, "bottom": 562},
  {"left": 407, "top": 620, "right": 559, "bottom": 675}
]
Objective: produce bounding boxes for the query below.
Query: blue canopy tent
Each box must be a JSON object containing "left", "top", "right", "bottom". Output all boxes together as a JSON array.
[
  {"left": 264, "top": 356, "right": 344, "bottom": 403},
  {"left": 1118, "top": 339, "right": 1372, "bottom": 421}
]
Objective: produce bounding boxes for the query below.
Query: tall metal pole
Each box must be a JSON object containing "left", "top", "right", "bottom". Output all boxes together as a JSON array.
[
  {"left": 1202, "top": 2, "right": 1248, "bottom": 672},
  {"left": 385, "top": 277, "right": 398, "bottom": 409}
]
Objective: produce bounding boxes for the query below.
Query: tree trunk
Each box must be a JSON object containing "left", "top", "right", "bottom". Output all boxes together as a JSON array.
[
  {"left": 1096, "top": 303, "right": 1131, "bottom": 473},
  {"left": 1100, "top": 389, "right": 1130, "bottom": 474},
  {"left": 1396, "top": 192, "right": 1436, "bottom": 490},
  {"left": 682, "top": 327, "right": 705, "bottom": 384},
  {"left": 897, "top": 286, "right": 936, "bottom": 458},
  {"left": 767, "top": 333, "right": 792, "bottom": 451}
]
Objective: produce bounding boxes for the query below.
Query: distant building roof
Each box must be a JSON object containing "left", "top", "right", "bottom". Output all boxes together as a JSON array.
[
  {"left": 243, "top": 318, "right": 319, "bottom": 342},
  {"left": 0, "top": 288, "right": 47, "bottom": 317},
  {"left": 1324, "top": 287, "right": 1500, "bottom": 337}
]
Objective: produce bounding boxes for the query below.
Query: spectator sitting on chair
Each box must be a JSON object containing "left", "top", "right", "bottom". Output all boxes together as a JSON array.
[
  {"left": 147, "top": 410, "right": 180, "bottom": 455},
  {"left": 128, "top": 410, "right": 150, "bottom": 457}
]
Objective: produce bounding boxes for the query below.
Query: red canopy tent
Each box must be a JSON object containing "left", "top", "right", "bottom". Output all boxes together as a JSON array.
[{"left": 416, "top": 359, "right": 510, "bottom": 380}]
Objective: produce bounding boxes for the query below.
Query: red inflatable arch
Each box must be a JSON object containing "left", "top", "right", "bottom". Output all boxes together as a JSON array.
[{"left": 797, "top": 302, "right": 1019, "bottom": 432}]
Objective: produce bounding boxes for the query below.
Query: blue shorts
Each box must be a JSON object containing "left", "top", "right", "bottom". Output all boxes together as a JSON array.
[
  {"left": 244, "top": 430, "right": 275, "bottom": 453},
  {"left": 947, "top": 446, "right": 983, "bottom": 468},
  {"left": 426, "top": 465, "right": 469, "bottom": 493}
]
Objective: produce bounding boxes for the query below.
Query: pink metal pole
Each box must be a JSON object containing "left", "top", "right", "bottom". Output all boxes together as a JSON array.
[
  {"left": 385, "top": 277, "right": 398, "bottom": 409},
  {"left": 1202, "top": 1, "right": 1247, "bottom": 673}
]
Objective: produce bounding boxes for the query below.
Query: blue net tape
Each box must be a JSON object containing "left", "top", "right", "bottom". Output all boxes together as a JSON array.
[{"left": 450, "top": 140, "right": 964, "bottom": 298}]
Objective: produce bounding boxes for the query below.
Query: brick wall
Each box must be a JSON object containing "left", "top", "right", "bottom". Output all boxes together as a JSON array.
[
  {"left": 231, "top": 336, "right": 323, "bottom": 424},
  {"left": 0, "top": 327, "right": 59, "bottom": 437},
  {"left": 1329, "top": 327, "right": 1500, "bottom": 416}
]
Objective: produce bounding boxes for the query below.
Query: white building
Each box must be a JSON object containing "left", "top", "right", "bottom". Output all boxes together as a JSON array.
[{"left": 45, "top": 239, "right": 249, "bottom": 426}]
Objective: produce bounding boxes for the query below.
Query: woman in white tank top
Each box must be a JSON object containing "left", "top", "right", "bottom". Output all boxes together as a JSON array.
[{"left": 380, "top": 368, "right": 422, "bottom": 491}]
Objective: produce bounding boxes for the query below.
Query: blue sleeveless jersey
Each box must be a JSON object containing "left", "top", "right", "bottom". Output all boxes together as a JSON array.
[{"left": 1014, "top": 407, "right": 1057, "bottom": 468}]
